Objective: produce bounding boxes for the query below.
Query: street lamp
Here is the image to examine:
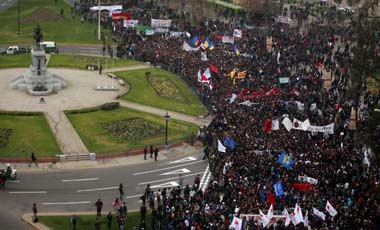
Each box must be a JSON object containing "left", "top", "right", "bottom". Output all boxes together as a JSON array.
[
  {"left": 17, "top": 0, "right": 21, "bottom": 34},
  {"left": 164, "top": 112, "right": 170, "bottom": 146}
]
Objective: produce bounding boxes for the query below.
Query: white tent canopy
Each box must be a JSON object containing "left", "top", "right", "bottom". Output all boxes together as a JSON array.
[{"left": 90, "top": 5, "right": 122, "bottom": 12}]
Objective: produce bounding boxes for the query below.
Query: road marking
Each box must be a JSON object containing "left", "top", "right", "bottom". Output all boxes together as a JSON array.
[
  {"left": 77, "top": 186, "right": 118, "bottom": 193},
  {"left": 160, "top": 168, "right": 191, "bottom": 175},
  {"left": 126, "top": 194, "right": 143, "bottom": 199},
  {"left": 151, "top": 181, "right": 179, "bottom": 189},
  {"left": 133, "top": 160, "right": 205, "bottom": 176},
  {"left": 7, "top": 180, "right": 20, "bottom": 183},
  {"left": 201, "top": 165, "right": 211, "bottom": 192},
  {"left": 42, "top": 201, "right": 91, "bottom": 205},
  {"left": 62, "top": 178, "right": 99, "bottom": 182},
  {"left": 9, "top": 191, "right": 47, "bottom": 194},
  {"left": 138, "top": 171, "right": 204, "bottom": 185},
  {"left": 199, "top": 164, "right": 209, "bottom": 191},
  {"left": 168, "top": 157, "right": 197, "bottom": 164}
]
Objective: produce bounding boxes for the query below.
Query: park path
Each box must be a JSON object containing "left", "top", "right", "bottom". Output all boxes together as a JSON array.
[
  {"left": 104, "top": 64, "right": 150, "bottom": 72},
  {"left": 45, "top": 110, "right": 89, "bottom": 155},
  {"left": 116, "top": 100, "right": 212, "bottom": 127}
]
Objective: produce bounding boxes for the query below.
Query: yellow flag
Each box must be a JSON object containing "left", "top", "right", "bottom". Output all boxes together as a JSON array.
[
  {"left": 237, "top": 71, "right": 247, "bottom": 79},
  {"left": 228, "top": 68, "right": 237, "bottom": 79}
]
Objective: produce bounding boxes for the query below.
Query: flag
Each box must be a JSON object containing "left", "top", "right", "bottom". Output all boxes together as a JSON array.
[
  {"left": 218, "top": 139, "right": 226, "bottom": 153},
  {"left": 209, "top": 64, "right": 219, "bottom": 73},
  {"left": 204, "top": 37, "right": 210, "bottom": 49},
  {"left": 228, "top": 68, "right": 237, "bottom": 79},
  {"left": 277, "top": 151, "right": 294, "bottom": 170},
  {"left": 274, "top": 181, "right": 284, "bottom": 197},
  {"left": 295, "top": 101, "right": 304, "bottom": 111},
  {"left": 325, "top": 201, "right": 338, "bottom": 217},
  {"left": 236, "top": 71, "right": 247, "bottom": 79},
  {"left": 313, "top": 207, "right": 326, "bottom": 221},
  {"left": 259, "top": 209, "right": 270, "bottom": 228},
  {"left": 292, "top": 118, "right": 310, "bottom": 131},
  {"left": 292, "top": 183, "right": 312, "bottom": 191},
  {"left": 233, "top": 44, "right": 240, "bottom": 56},
  {"left": 229, "top": 216, "right": 242, "bottom": 230},
  {"left": 202, "top": 68, "right": 211, "bottom": 80},
  {"left": 209, "top": 81, "right": 215, "bottom": 91},
  {"left": 282, "top": 117, "right": 292, "bottom": 132},
  {"left": 363, "top": 148, "right": 370, "bottom": 166},
  {"left": 291, "top": 203, "right": 303, "bottom": 226},
  {"left": 298, "top": 175, "right": 318, "bottom": 185},
  {"left": 208, "top": 40, "right": 215, "bottom": 50},
  {"left": 271, "top": 119, "right": 279, "bottom": 131},
  {"left": 267, "top": 191, "right": 275, "bottom": 205},
  {"left": 201, "top": 51, "right": 208, "bottom": 61},
  {"left": 267, "top": 204, "right": 274, "bottom": 220},
  {"left": 182, "top": 41, "right": 199, "bottom": 52},
  {"left": 264, "top": 119, "right": 272, "bottom": 133},
  {"left": 283, "top": 208, "right": 291, "bottom": 227},
  {"left": 303, "top": 211, "right": 309, "bottom": 227},
  {"left": 233, "top": 29, "right": 242, "bottom": 38},
  {"left": 197, "top": 70, "right": 202, "bottom": 82},
  {"left": 222, "top": 36, "right": 234, "bottom": 44},
  {"left": 229, "top": 93, "right": 237, "bottom": 104},
  {"left": 224, "top": 136, "right": 236, "bottom": 150},
  {"left": 279, "top": 77, "right": 289, "bottom": 84},
  {"left": 192, "top": 36, "right": 200, "bottom": 46}
]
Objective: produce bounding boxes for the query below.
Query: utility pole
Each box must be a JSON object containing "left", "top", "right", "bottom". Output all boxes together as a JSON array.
[
  {"left": 98, "top": 0, "right": 101, "bottom": 40},
  {"left": 17, "top": 0, "right": 21, "bottom": 34}
]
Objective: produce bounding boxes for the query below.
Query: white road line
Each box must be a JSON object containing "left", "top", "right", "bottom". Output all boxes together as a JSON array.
[
  {"left": 160, "top": 168, "right": 191, "bottom": 175},
  {"left": 42, "top": 201, "right": 91, "bottom": 205},
  {"left": 62, "top": 178, "right": 99, "bottom": 182},
  {"left": 7, "top": 180, "right": 20, "bottom": 183},
  {"left": 125, "top": 194, "right": 143, "bottom": 199},
  {"left": 77, "top": 186, "right": 118, "bottom": 193},
  {"left": 198, "top": 164, "right": 209, "bottom": 191},
  {"left": 138, "top": 171, "right": 204, "bottom": 185},
  {"left": 133, "top": 160, "right": 206, "bottom": 176},
  {"left": 202, "top": 170, "right": 212, "bottom": 192},
  {"left": 9, "top": 191, "right": 47, "bottom": 194}
]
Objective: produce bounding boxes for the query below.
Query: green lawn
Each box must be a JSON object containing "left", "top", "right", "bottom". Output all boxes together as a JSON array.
[
  {"left": 48, "top": 54, "right": 142, "bottom": 69},
  {"left": 0, "top": 0, "right": 109, "bottom": 44},
  {"left": 116, "top": 68, "right": 206, "bottom": 116},
  {"left": 66, "top": 107, "right": 198, "bottom": 154},
  {"left": 0, "top": 54, "right": 31, "bottom": 69},
  {"left": 0, "top": 114, "right": 60, "bottom": 158},
  {"left": 39, "top": 211, "right": 152, "bottom": 230}
]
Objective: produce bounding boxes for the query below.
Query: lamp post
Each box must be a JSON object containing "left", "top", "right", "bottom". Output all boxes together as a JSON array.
[
  {"left": 17, "top": 0, "right": 21, "bottom": 34},
  {"left": 164, "top": 112, "right": 170, "bottom": 146}
]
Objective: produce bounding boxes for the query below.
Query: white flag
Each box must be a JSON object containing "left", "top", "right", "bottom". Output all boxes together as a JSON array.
[
  {"left": 203, "top": 67, "right": 211, "bottom": 79},
  {"left": 291, "top": 203, "right": 303, "bottom": 226},
  {"left": 259, "top": 209, "right": 270, "bottom": 227},
  {"left": 282, "top": 117, "right": 293, "bottom": 132},
  {"left": 271, "top": 119, "right": 279, "bottom": 130},
  {"left": 229, "top": 216, "right": 243, "bottom": 230},
  {"left": 197, "top": 70, "right": 202, "bottom": 82},
  {"left": 283, "top": 208, "right": 291, "bottom": 227},
  {"left": 363, "top": 148, "right": 370, "bottom": 166},
  {"left": 325, "top": 201, "right": 338, "bottom": 217},
  {"left": 303, "top": 210, "right": 309, "bottom": 227},
  {"left": 218, "top": 139, "right": 226, "bottom": 153},
  {"left": 233, "top": 29, "right": 242, "bottom": 38},
  {"left": 312, "top": 207, "right": 326, "bottom": 221},
  {"left": 229, "top": 93, "right": 237, "bottom": 104},
  {"left": 295, "top": 101, "right": 304, "bottom": 111},
  {"left": 267, "top": 204, "right": 274, "bottom": 220}
]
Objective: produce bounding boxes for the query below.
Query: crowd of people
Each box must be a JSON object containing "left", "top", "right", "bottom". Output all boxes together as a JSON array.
[{"left": 75, "top": 0, "right": 380, "bottom": 229}]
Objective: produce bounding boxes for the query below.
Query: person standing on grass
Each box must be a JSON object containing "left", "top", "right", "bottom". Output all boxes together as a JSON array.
[
  {"left": 112, "top": 197, "right": 120, "bottom": 213},
  {"left": 144, "top": 146, "right": 148, "bottom": 160},
  {"left": 95, "top": 198, "right": 103, "bottom": 217},
  {"left": 71, "top": 215, "right": 77, "bottom": 230},
  {"left": 119, "top": 183, "right": 124, "bottom": 201},
  {"left": 140, "top": 204, "right": 147, "bottom": 222},
  {"left": 94, "top": 217, "right": 101, "bottom": 230},
  {"left": 106, "top": 212, "right": 112, "bottom": 230}
]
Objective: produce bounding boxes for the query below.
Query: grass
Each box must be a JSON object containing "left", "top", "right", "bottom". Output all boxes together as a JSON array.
[
  {"left": 0, "top": 54, "right": 31, "bottom": 69},
  {"left": 116, "top": 68, "right": 206, "bottom": 116},
  {"left": 0, "top": 114, "right": 60, "bottom": 158},
  {"left": 39, "top": 211, "right": 152, "bottom": 230},
  {"left": 0, "top": 0, "right": 110, "bottom": 44},
  {"left": 48, "top": 54, "right": 142, "bottom": 69},
  {"left": 66, "top": 107, "right": 198, "bottom": 154}
]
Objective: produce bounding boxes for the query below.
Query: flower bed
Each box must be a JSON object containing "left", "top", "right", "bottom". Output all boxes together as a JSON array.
[
  {"left": 102, "top": 118, "right": 164, "bottom": 140},
  {"left": 0, "top": 128, "right": 12, "bottom": 148},
  {"left": 148, "top": 75, "right": 185, "bottom": 102}
]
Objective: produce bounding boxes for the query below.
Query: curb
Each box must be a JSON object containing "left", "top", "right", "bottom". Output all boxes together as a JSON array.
[{"left": 0, "top": 141, "right": 200, "bottom": 163}]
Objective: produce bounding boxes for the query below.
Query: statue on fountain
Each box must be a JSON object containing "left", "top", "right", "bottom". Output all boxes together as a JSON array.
[{"left": 33, "top": 24, "right": 43, "bottom": 47}]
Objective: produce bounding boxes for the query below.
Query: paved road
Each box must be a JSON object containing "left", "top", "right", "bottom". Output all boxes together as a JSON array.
[{"left": 1, "top": 149, "right": 209, "bottom": 229}]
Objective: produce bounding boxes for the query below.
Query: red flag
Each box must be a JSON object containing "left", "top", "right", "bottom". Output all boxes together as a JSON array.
[
  {"left": 264, "top": 119, "right": 272, "bottom": 133},
  {"left": 267, "top": 190, "right": 275, "bottom": 205},
  {"left": 112, "top": 13, "right": 131, "bottom": 20},
  {"left": 209, "top": 64, "right": 219, "bottom": 74},
  {"left": 292, "top": 183, "right": 312, "bottom": 191}
]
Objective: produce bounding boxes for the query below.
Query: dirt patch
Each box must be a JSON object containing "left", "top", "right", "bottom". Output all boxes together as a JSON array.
[{"left": 22, "top": 8, "right": 66, "bottom": 24}]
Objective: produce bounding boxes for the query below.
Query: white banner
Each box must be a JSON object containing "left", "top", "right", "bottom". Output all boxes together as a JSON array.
[
  {"left": 151, "top": 19, "right": 171, "bottom": 28},
  {"left": 123, "top": 20, "right": 138, "bottom": 28},
  {"left": 90, "top": 5, "right": 122, "bottom": 12},
  {"left": 169, "top": 32, "right": 184, "bottom": 37},
  {"left": 145, "top": 29, "right": 155, "bottom": 36},
  {"left": 154, "top": 28, "right": 168, "bottom": 34},
  {"left": 182, "top": 41, "right": 199, "bottom": 52},
  {"left": 306, "top": 123, "right": 334, "bottom": 134},
  {"left": 222, "top": 36, "right": 234, "bottom": 44},
  {"left": 298, "top": 175, "right": 318, "bottom": 185}
]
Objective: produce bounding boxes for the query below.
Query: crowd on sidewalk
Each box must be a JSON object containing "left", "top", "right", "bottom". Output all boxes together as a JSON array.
[{"left": 72, "top": 1, "right": 380, "bottom": 229}]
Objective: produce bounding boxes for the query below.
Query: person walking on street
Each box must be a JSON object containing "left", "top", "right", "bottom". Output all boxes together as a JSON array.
[
  {"left": 119, "top": 183, "right": 124, "bottom": 201},
  {"left": 95, "top": 198, "right": 103, "bottom": 217},
  {"left": 32, "top": 203, "right": 38, "bottom": 222},
  {"left": 178, "top": 174, "right": 184, "bottom": 189},
  {"left": 203, "top": 145, "right": 210, "bottom": 160},
  {"left": 150, "top": 145, "right": 153, "bottom": 158},
  {"left": 106, "top": 212, "right": 112, "bottom": 230},
  {"left": 29, "top": 152, "right": 38, "bottom": 167},
  {"left": 71, "top": 215, "right": 77, "bottom": 230},
  {"left": 144, "top": 146, "right": 147, "bottom": 160},
  {"left": 154, "top": 147, "right": 159, "bottom": 161}
]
